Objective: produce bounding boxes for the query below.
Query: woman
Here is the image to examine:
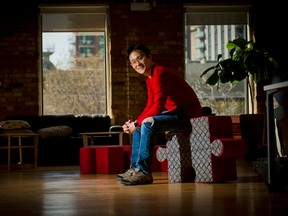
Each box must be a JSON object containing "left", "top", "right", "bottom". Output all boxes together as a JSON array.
[{"left": 119, "top": 44, "right": 202, "bottom": 185}]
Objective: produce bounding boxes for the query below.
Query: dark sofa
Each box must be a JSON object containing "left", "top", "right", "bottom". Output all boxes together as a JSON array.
[{"left": 0, "top": 114, "right": 122, "bottom": 166}]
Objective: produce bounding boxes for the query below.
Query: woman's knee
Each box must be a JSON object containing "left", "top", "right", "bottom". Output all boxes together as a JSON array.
[{"left": 142, "top": 117, "right": 154, "bottom": 124}]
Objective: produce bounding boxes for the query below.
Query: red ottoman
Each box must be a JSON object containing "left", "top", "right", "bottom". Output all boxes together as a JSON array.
[
  {"left": 80, "top": 147, "right": 96, "bottom": 174},
  {"left": 95, "top": 146, "right": 125, "bottom": 174}
]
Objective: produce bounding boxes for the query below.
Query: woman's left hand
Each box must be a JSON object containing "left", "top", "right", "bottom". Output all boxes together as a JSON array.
[{"left": 122, "top": 120, "right": 136, "bottom": 134}]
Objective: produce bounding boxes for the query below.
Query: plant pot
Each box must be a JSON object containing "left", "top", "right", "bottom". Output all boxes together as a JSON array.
[{"left": 240, "top": 113, "right": 266, "bottom": 161}]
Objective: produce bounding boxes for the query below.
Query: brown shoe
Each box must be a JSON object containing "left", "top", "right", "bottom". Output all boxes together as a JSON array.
[
  {"left": 120, "top": 169, "right": 153, "bottom": 186},
  {"left": 117, "top": 168, "right": 135, "bottom": 181}
]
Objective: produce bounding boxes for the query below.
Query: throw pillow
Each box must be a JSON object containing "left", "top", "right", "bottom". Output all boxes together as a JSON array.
[
  {"left": 37, "top": 125, "right": 73, "bottom": 138},
  {"left": 0, "top": 120, "right": 31, "bottom": 130}
]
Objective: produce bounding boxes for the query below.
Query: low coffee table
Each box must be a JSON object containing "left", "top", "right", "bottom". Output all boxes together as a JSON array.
[
  {"left": 0, "top": 132, "right": 39, "bottom": 171},
  {"left": 80, "top": 131, "right": 127, "bottom": 147}
]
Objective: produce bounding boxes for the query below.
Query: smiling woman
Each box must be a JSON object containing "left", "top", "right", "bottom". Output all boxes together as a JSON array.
[
  {"left": 130, "top": 55, "right": 146, "bottom": 67},
  {"left": 119, "top": 44, "right": 202, "bottom": 186}
]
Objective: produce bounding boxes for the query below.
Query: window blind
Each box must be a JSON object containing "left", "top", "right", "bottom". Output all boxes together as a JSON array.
[
  {"left": 40, "top": 6, "right": 107, "bottom": 32},
  {"left": 185, "top": 5, "right": 250, "bottom": 25}
]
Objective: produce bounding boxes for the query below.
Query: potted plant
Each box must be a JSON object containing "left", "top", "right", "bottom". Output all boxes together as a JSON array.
[
  {"left": 200, "top": 38, "right": 279, "bottom": 113},
  {"left": 200, "top": 38, "right": 279, "bottom": 160}
]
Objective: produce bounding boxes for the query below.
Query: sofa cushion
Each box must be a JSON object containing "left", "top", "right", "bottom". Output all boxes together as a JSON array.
[
  {"left": 38, "top": 115, "right": 75, "bottom": 129},
  {"left": 0, "top": 129, "right": 34, "bottom": 134},
  {"left": 0, "top": 120, "right": 31, "bottom": 130},
  {"left": 72, "top": 114, "right": 111, "bottom": 136},
  {"left": 4, "top": 114, "right": 111, "bottom": 137},
  {"left": 37, "top": 125, "right": 73, "bottom": 138}
]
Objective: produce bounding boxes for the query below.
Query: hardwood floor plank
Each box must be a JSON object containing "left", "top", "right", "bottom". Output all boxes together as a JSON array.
[{"left": 0, "top": 160, "right": 288, "bottom": 216}]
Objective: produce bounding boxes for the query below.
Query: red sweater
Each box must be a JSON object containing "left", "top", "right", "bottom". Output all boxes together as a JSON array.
[{"left": 136, "top": 65, "right": 202, "bottom": 125}]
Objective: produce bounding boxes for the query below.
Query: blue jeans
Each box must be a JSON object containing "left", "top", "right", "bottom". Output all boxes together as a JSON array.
[{"left": 130, "top": 111, "right": 191, "bottom": 174}]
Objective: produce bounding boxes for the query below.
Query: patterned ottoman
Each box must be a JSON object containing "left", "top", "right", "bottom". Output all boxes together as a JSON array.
[
  {"left": 157, "top": 116, "right": 247, "bottom": 183},
  {"left": 152, "top": 145, "right": 168, "bottom": 172}
]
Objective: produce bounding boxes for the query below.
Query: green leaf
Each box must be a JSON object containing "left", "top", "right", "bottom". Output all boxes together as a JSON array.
[
  {"left": 202, "top": 38, "right": 279, "bottom": 86},
  {"left": 206, "top": 69, "right": 220, "bottom": 85},
  {"left": 219, "top": 69, "right": 233, "bottom": 83},
  {"left": 200, "top": 66, "right": 217, "bottom": 78}
]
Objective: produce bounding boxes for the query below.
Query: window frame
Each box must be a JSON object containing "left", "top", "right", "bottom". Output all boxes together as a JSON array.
[
  {"left": 184, "top": 4, "right": 252, "bottom": 115},
  {"left": 39, "top": 5, "right": 111, "bottom": 116}
]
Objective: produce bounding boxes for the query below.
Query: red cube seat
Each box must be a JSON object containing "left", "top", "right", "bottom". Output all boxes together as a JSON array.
[{"left": 95, "top": 146, "right": 124, "bottom": 174}]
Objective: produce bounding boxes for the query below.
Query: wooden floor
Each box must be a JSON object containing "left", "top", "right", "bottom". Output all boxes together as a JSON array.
[{"left": 0, "top": 160, "right": 288, "bottom": 216}]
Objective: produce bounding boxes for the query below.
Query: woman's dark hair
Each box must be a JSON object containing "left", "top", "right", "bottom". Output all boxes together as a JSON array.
[{"left": 126, "top": 44, "right": 151, "bottom": 61}]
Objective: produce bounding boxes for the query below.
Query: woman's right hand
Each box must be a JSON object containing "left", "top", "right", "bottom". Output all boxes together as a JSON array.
[{"left": 122, "top": 119, "right": 133, "bottom": 134}]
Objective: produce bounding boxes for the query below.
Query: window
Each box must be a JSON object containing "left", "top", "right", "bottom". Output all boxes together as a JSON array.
[
  {"left": 40, "top": 6, "right": 110, "bottom": 115},
  {"left": 184, "top": 5, "right": 251, "bottom": 115}
]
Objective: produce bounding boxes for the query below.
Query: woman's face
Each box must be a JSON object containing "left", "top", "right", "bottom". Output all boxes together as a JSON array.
[{"left": 129, "top": 50, "right": 153, "bottom": 76}]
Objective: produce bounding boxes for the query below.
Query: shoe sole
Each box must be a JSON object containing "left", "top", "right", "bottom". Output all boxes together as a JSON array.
[
  {"left": 120, "top": 178, "right": 153, "bottom": 186},
  {"left": 117, "top": 175, "right": 125, "bottom": 181}
]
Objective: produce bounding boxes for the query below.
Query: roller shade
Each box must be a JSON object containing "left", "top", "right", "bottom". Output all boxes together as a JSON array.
[
  {"left": 185, "top": 5, "right": 250, "bottom": 25},
  {"left": 40, "top": 6, "right": 107, "bottom": 32}
]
